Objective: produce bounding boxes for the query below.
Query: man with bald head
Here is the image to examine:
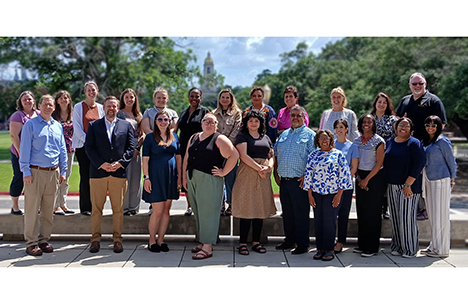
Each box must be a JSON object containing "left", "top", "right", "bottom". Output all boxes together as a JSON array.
[
  {"left": 396, "top": 72, "right": 447, "bottom": 140},
  {"left": 396, "top": 72, "right": 447, "bottom": 220}
]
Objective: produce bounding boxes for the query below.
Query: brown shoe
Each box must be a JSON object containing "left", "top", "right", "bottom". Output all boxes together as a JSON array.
[
  {"left": 38, "top": 243, "right": 54, "bottom": 253},
  {"left": 89, "top": 241, "right": 100, "bottom": 253},
  {"left": 26, "top": 245, "right": 43, "bottom": 256},
  {"left": 113, "top": 241, "right": 123, "bottom": 253}
]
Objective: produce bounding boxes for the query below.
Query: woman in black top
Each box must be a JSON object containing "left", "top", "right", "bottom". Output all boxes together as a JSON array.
[
  {"left": 182, "top": 113, "right": 239, "bottom": 260},
  {"left": 175, "top": 88, "right": 209, "bottom": 216}
]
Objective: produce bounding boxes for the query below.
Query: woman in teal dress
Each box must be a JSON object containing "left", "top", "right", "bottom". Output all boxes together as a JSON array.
[{"left": 142, "top": 111, "right": 182, "bottom": 253}]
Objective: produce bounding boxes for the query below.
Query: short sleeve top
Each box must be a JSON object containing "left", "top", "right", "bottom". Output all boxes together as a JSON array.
[
  {"left": 353, "top": 134, "right": 385, "bottom": 171},
  {"left": 8, "top": 109, "right": 41, "bottom": 157},
  {"left": 235, "top": 131, "right": 273, "bottom": 159}
]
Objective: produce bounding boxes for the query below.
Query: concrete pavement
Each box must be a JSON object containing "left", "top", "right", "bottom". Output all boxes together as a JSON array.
[
  {"left": 1, "top": 237, "right": 468, "bottom": 268},
  {"left": 1, "top": 194, "right": 468, "bottom": 268}
]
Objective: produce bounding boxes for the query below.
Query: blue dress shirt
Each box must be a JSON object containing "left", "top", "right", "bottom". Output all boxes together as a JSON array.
[
  {"left": 274, "top": 125, "right": 316, "bottom": 178},
  {"left": 19, "top": 115, "right": 68, "bottom": 177}
]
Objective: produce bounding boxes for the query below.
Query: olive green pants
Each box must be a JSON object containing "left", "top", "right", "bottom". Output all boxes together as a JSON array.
[{"left": 187, "top": 169, "right": 224, "bottom": 245}]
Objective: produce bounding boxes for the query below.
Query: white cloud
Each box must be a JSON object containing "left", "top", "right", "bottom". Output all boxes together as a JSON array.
[{"left": 179, "top": 37, "right": 342, "bottom": 87}]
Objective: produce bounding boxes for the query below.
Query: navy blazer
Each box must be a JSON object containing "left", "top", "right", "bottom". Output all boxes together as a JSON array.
[{"left": 85, "top": 117, "right": 136, "bottom": 179}]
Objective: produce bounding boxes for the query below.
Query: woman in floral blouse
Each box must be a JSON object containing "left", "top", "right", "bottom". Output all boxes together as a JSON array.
[
  {"left": 303, "top": 129, "right": 353, "bottom": 262},
  {"left": 371, "top": 92, "right": 398, "bottom": 141},
  {"left": 370, "top": 92, "right": 398, "bottom": 219}
]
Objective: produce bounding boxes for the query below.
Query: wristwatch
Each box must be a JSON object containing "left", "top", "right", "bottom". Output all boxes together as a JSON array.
[
  {"left": 404, "top": 183, "right": 411, "bottom": 188},
  {"left": 144, "top": 175, "right": 149, "bottom": 179}
]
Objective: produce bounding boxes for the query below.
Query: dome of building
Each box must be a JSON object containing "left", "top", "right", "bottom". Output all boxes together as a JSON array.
[{"left": 204, "top": 51, "right": 213, "bottom": 63}]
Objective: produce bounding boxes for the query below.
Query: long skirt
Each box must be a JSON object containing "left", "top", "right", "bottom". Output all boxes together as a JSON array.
[{"left": 231, "top": 158, "right": 276, "bottom": 219}]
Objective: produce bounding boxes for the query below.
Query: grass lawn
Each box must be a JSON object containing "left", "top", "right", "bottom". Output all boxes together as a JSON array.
[{"left": 0, "top": 132, "right": 12, "bottom": 160}]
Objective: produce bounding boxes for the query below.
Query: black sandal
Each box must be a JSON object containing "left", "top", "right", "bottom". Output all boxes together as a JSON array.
[
  {"left": 238, "top": 244, "right": 249, "bottom": 255},
  {"left": 313, "top": 250, "right": 325, "bottom": 260},
  {"left": 252, "top": 243, "right": 266, "bottom": 254}
]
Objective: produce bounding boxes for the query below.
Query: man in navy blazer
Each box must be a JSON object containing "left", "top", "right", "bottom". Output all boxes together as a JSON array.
[{"left": 85, "top": 96, "right": 136, "bottom": 253}]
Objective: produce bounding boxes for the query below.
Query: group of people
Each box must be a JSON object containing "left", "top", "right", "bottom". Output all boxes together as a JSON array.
[{"left": 8, "top": 72, "right": 457, "bottom": 262}]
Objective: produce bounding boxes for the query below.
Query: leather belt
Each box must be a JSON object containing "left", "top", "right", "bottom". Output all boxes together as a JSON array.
[{"left": 30, "top": 165, "right": 59, "bottom": 171}]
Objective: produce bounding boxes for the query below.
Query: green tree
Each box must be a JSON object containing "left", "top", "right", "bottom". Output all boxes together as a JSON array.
[{"left": 0, "top": 37, "right": 198, "bottom": 115}]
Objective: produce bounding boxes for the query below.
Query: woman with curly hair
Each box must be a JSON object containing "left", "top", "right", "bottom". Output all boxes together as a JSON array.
[{"left": 232, "top": 109, "right": 277, "bottom": 255}]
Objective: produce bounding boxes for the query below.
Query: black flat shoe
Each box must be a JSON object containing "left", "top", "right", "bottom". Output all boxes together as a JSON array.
[
  {"left": 160, "top": 243, "right": 169, "bottom": 252},
  {"left": 81, "top": 211, "right": 91, "bottom": 216},
  {"left": 148, "top": 243, "right": 160, "bottom": 253},
  {"left": 11, "top": 208, "right": 23, "bottom": 215}
]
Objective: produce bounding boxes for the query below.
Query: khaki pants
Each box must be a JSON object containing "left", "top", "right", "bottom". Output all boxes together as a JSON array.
[
  {"left": 24, "top": 168, "right": 60, "bottom": 247},
  {"left": 90, "top": 176, "right": 127, "bottom": 242}
]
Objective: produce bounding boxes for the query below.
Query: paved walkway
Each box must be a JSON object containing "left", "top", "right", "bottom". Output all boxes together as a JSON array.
[{"left": 1, "top": 237, "right": 468, "bottom": 268}]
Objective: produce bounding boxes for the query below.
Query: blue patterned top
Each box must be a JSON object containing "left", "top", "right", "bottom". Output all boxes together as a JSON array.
[
  {"left": 303, "top": 149, "right": 353, "bottom": 195},
  {"left": 274, "top": 125, "right": 316, "bottom": 178}
]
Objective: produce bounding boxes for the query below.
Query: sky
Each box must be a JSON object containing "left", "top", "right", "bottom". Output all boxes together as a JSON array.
[{"left": 173, "top": 37, "right": 343, "bottom": 88}]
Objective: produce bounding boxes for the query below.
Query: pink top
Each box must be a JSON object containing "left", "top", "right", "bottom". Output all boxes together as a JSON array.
[
  {"left": 277, "top": 106, "right": 309, "bottom": 130},
  {"left": 7, "top": 109, "right": 40, "bottom": 157}
]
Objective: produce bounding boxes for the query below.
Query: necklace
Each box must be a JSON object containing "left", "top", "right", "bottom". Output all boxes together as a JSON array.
[{"left": 361, "top": 135, "right": 372, "bottom": 144}]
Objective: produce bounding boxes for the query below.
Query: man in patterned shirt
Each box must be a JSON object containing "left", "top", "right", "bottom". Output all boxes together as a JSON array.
[{"left": 273, "top": 105, "right": 316, "bottom": 254}]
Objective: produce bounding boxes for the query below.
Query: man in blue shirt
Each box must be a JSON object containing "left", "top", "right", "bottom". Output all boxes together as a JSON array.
[
  {"left": 20, "top": 94, "right": 68, "bottom": 256},
  {"left": 273, "top": 105, "right": 316, "bottom": 254}
]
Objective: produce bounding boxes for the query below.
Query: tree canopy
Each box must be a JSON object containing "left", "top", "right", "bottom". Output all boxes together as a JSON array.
[
  {"left": 244, "top": 37, "right": 468, "bottom": 138},
  {"left": 0, "top": 37, "right": 199, "bottom": 115}
]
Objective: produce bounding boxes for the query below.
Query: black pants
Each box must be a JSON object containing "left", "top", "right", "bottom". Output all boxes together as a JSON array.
[
  {"left": 75, "top": 147, "right": 92, "bottom": 213},
  {"left": 239, "top": 218, "right": 263, "bottom": 243},
  {"left": 279, "top": 178, "right": 310, "bottom": 248},
  {"left": 336, "top": 189, "right": 354, "bottom": 244},
  {"left": 356, "top": 169, "right": 386, "bottom": 253}
]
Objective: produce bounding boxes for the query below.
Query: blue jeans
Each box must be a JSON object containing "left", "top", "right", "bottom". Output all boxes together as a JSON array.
[{"left": 224, "top": 163, "right": 238, "bottom": 205}]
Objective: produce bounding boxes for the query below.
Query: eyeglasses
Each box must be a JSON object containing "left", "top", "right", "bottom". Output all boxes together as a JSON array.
[
  {"left": 156, "top": 118, "right": 170, "bottom": 122},
  {"left": 411, "top": 82, "right": 425, "bottom": 86},
  {"left": 202, "top": 120, "right": 217, "bottom": 126},
  {"left": 290, "top": 114, "right": 304, "bottom": 118},
  {"left": 425, "top": 123, "right": 437, "bottom": 128},
  {"left": 398, "top": 124, "right": 411, "bottom": 129},
  {"left": 318, "top": 137, "right": 330, "bottom": 141}
]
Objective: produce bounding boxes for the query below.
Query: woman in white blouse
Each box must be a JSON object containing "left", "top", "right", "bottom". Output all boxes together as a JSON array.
[{"left": 319, "top": 87, "right": 360, "bottom": 141}]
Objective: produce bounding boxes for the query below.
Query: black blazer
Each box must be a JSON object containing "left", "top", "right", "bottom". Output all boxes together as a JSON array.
[{"left": 85, "top": 117, "right": 136, "bottom": 179}]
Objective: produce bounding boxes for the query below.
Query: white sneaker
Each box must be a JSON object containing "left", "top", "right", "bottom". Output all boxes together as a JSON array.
[
  {"left": 390, "top": 251, "right": 401, "bottom": 256},
  {"left": 353, "top": 248, "right": 363, "bottom": 253},
  {"left": 361, "top": 252, "right": 377, "bottom": 257},
  {"left": 425, "top": 251, "right": 449, "bottom": 258},
  {"left": 402, "top": 254, "right": 416, "bottom": 258}
]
